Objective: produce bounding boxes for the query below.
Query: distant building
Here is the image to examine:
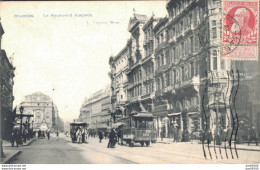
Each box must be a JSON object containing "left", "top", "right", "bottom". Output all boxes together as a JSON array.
[
  {"left": 17, "top": 92, "right": 62, "bottom": 132},
  {"left": 79, "top": 85, "right": 111, "bottom": 129},
  {"left": 0, "top": 21, "right": 15, "bottom": 140}
]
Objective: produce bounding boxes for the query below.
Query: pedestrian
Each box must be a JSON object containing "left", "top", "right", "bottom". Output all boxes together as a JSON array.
[
  {"left": 107, "top": 129, "right": 116, "bottom": 148},
  {"left": 10, "top": 131, "right": 15, "bottom": 147},
  {"left": 178, "top": 129, "right": 182, "bottom": 142},
  {"left": 56, "top": 131, "right": 59, "bottom": 137},
  {"left": 43, "top": 131, "right": 46, "bottom": 139},
  {"left": 85, "top": 129, "right": 89, "bottom": 144},
  {"left": 14, "top": 130, "right": 19, "bottom": 147},
  {"left": 38, "top": 130, "right": 41, "bottom": 139},
  {"left": 98, "top": 130, "right": 103, "bottom": 143},
  {"left": 76, "top": 128, "right": 82, "bottom": 144},
  {"left": 47, "top": 131, "right": 50, "bottom": 140},
  {"left": 248, "top": 126, "right": 259, "bottom": 146},
  {"left": 173, "top": 123, "right": 178, "bottom": 142},
  {"left": 160, "top": 128, "right": 164, "bottom": 141},
  {"left": 117, "top": 128, "right": 122, "bottom": 145},
  {"left": 82, "top": 129, "right": 86, "bottom": 143},
  {"left": 226, "top": 126, "right": 232, "bottom": 147},
  {"left": 23, "top": 129, "right": 27, "bottom": 143}
]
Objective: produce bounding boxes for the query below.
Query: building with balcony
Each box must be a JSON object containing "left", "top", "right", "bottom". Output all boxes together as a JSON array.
[
  {"left": 109, "top": 45, "right": 129, "bottom": 123},
  {"left": 125, "top": 12, "right": 148, "bottom": 115},
  {"left": 0, "top": 21, "right": 15, "bottom": 140},
  {"left": 108, "top": 0, "right": 260, "bottom": 141}
]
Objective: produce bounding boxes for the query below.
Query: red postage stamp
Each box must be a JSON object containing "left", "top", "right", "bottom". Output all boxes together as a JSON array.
[{"left": 222, "top": 0, "right": 259, "bottom": 60}]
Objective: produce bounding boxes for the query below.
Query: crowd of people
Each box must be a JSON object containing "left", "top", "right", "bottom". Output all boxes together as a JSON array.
[
  {"left": 161, "top": 123, "right": 259, "bottom": 146},
  {"left": 10, "top": 128, "right": 35, "bottom": 147},
  {"left": 71, "top": 127, "right": 122, "bottom": 148}
]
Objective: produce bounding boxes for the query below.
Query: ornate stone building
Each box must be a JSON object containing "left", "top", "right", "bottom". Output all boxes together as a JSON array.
[
  {"left": 17, "top": 92, "right": 61, "bottom": 132},
  {"left": 109, "top": 0, "right": 260, "bottom": 140},
  {"left": 109, "top": 45, "right": 129, "bottom": 122},
  {"left": 0, "top": 21, "right": 15, "bottom": 140}
]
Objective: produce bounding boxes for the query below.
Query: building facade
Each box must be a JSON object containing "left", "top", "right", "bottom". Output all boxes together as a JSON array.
[
  {"left": 109, "top": 45, "right": 129, "bottom": 123},
  {"left": 79, "top": 85, "right": 111, "bottom": 129},
  {"left": 17, "top": 92, "right": 62, "bottom": 132},
  {"left": 109, "top": 0, "right": 260, "bottom": 141},
  {"left": 0, "top": 21, "right": 15, "bottom": 140}
]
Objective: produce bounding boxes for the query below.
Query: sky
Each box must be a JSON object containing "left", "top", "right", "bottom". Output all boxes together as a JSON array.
[{"left": 0, "top": 1, "right": 167, "bottom": 122}]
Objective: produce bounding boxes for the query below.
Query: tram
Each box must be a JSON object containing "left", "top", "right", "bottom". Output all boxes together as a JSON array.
[
  {"left": 121, "top": 112, "right": 156, "bottom": 147},
  {"left": 69, "top": 122, "right": 87, "bottom": 143}
]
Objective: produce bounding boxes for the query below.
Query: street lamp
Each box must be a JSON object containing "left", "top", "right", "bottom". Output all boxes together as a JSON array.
[
  {"left": 32, "top": 120, "right": 34, "bottom": 138},
  {"left": 19, "top": 106, "right": 24, "bottom": 140}
]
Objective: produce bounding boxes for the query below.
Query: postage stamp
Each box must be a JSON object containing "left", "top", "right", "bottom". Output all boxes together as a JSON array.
[{"left": 221, "top": 0, "right": 259, "bottom": 60}]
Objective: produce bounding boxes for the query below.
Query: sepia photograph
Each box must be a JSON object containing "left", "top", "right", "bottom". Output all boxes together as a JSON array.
[{"left": 0, "top": 0, "right": 260, "bottom": 167}]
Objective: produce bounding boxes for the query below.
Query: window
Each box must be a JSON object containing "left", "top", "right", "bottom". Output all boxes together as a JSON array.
[
  {"left": 212, "top": 20, "right": 217, "bottom": 38},
  {"left": 160, "top": 33, "right": 164, "bottom": 43},
  {"left": 213, "top": 27, "right": 217, "bottom": 38},
  {"left": 181, "top": 42, "right": 184, "bottom": 57},
  {"left": 213, "top": 50, "right": 218, "bottom": 70},
  {"left": 190, "top": 36, "right": 193, "bottom": 52},
  {"left": 181, "top": 66, "right": 185, "bottom": 81},
  {"left": 173, "top": 70, "right": 176, "bottom": 84},
  {"left": 221, "top": 60, "right": 225, "bottom": 70},
  {"left": 190, "top": 62, "right": 194, "bottom": 77},
  {"left": 212, "top": 20, "right": 216, "bottom": 27},
  {"left": 180, "top": 21, "right": 183, "bottom": 33},
  {"left": 161, "top": 54, "right": 164, "bottom": 65},
  {"left": 172, "top": 48, "right": 175, "bottom": 61}
]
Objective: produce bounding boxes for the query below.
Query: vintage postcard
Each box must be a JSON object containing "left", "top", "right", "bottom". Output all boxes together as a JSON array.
[{"left": 0, "top": 0, "right": 259, "bottom": 167}]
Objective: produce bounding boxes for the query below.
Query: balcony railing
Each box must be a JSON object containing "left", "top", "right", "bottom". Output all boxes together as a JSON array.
[
  {"left": 141, "top": 93, "right": 151, "bottom": 100},
  {"left": 155, "top": 62, "right": 171, "bottom": 75},
  {"left": 154, "top": 41, "right": 167, "bottom": 54},
  {"left": 174, "top": 76, "right": 200, "bottom": 89}
]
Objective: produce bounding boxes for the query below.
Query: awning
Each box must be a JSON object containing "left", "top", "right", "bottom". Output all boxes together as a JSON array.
[
  {"left": 133, "top": 112, "right": 154, "bottom": 118},
  {"left": 188, "top": 112, "right": 199, "bottom": 115},
  {"left": 112, "top": 122, "right": 126, "bottom": 128},
  {"left": 168, "top": 112, "right": 181, "bottom": 116}
]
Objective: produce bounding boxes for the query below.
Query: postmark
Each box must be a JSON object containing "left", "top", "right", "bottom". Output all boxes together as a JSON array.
[{"left": 221, "top": 0, "right": 259, "bottom": 60}]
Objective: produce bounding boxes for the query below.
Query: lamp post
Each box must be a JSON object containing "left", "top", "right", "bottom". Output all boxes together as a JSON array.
[
  {"left": 32, "top": 120, "right": 34, "bottom": 138},
  {"left": 19, "top": 106, "right": 24, "bottom": 143}
]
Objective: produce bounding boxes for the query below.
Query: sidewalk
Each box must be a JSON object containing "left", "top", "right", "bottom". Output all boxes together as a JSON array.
[
  {"left": 1, "top": 138, "right": 36, "bottom": 164},
  {"left": 156, "top": 138, "right": 260, "bottom": 151},
  {"left": 2, "top": 137, "right": 36, "bottom": 147}
]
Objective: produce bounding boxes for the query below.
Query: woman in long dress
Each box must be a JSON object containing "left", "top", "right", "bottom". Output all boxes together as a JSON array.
[{"left": 76, "top": 128, "right": 82, "bottom": 144}]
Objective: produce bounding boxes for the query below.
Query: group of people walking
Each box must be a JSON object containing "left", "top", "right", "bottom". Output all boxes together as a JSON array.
[
  {"left": 75, "top": 128, "right": 89, "bottom": 144},
  {"left": 37, "top": 130, "right": 51, "bottom": 140}
]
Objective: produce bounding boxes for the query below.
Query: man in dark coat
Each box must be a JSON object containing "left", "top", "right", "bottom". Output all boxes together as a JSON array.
[
  {"left": 47, "top": 131, "right": 50, "bottom": 140},
  {"left": 38, "top": 130, "right": 41, "bottom": 139},
  {"left": 117, "top": 129, "right": 122, "bottom": 145},
  {"left": 98, "top": 130, "right": 103, "bottom": 143},
  {"left": 248, "top": 126, "right": 259, "bottom": 146},
  {"left": 107, "top": 129, "right": 116, "bottom": 148}
]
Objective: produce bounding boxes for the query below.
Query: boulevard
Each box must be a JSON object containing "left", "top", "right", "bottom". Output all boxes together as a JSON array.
[{"left": 6, "top": 134, "right": 260, "bottom": 164}]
